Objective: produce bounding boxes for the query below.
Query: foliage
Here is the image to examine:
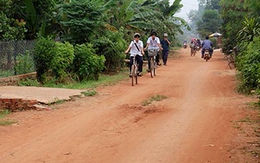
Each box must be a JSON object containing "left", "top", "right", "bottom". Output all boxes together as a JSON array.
[
  {"left": 14, "top": 50, "right": 35, "bottom": 75},
  {"left": 188, "top": 0, "right": 222, "bottom": 38},
  {"left": 18, "top": 78, "right": 40, "bottom": 87},
  {"left": 10, "top": 0, "right": 55, "bottom": 39},
  {"left": 219, "top": 0, "right": 258, "bottom": 53},
  {"left": 0, "top": 12, "right": 26, "bottom": 40},
  {"left": 237, "top": 17, "right": 260, "bottom": 42},
  {"left": 92, "top": 30, "right": 126, "bottom": 73},
  {"left": 0, "top": 70, "right": 13, "bottom": 78},
  {"left": 51, "top": 42, "right": 74, "bottom": 82},
  {"left": 103, "top": 0, "right": 187, "bottom": 41},
  {"left": 81, "top": 90, "right": 97, "bottom": 97},
  {"left": 0, "top": 109, "right": 16, "bottom": 126},
  {"left": 236, "top": 36, "right": 260, "bottom": 94},
  {"left": 60, "top": 0, "right": 105, "bottom": 44},
  {"left": 33, "top": 37, "right": 55, "bottom": 83},
  {"left": 196, "top": 10, "right": 222, "bottom": 38},
  {"left": 72, "top": 44, "right": 105, "bottom": 81}
]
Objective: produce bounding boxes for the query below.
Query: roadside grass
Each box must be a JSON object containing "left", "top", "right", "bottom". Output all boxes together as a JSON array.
[
  {"left": 0, "top": 110, "right": 17, "bottom": 126},
  {"left": 233, "top": 102, "right": 260, "bottom": 159},
  {"left": 18, "top": 71, "right": 129, "bottom": 90},
  {"left": 0, "top": 120, "right": 17, "bottom": 126},
  {"left": 142, "top": 95, "right": 167, "bottom": 106},
  {"left": 81, "top": 90, "right": 97, "bottom": 97}
]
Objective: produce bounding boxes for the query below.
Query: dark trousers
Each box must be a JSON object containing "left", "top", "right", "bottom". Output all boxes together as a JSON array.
[
  {"left": 130, "top": 55, "right": 143, "bottom": 73},
  {"left": 162, "top": 50, "right": 169, "bottom": 65}
]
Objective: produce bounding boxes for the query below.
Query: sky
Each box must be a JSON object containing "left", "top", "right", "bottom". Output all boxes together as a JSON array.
[{"left": 171, "top": 0, "right": 199, "bottom": 21}]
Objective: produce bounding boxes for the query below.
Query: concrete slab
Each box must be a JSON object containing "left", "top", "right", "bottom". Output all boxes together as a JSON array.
[{"left": 0, "top": 86, "right": 84, "bottom": 104}]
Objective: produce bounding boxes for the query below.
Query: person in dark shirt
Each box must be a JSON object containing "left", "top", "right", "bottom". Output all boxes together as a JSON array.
[
  {"left": 160, "top": 33, "right": 171, "bottom": 66},
  {"left": 201, "top": 36, "right": 214, "bottom": 58}
]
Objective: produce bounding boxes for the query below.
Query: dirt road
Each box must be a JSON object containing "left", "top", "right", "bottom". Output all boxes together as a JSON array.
[{"left": 0, "top": 49, "right": 255, "bottom": 163}]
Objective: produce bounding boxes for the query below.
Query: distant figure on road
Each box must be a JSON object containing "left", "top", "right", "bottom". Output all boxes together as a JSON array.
[
  {"left": 201, "top": 36, "right": 214, "bottom": 58},
  {"left": 190, "top": 39, "right": 196, "bottom": 56}
]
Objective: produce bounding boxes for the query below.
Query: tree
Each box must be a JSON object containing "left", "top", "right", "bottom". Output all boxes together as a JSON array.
[
  {"left": 60, "top": 0, "right": 105, "bottom": 44},
  {"left": 220, "top": 0, "right": 250, "bottom": 52},
  {"left": 197, "top": 10, "right": 222, "bottom": 38},
  {"left": 188, "top": 0, "right": 221, "bottom": 38}
]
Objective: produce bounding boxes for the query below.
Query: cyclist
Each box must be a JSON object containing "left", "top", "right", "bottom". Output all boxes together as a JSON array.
[
  {"left": 125, "top": 33, "right": 144, "bottom": 77},
  {"left": 201, "top": 36, "right": 214, "bottom": 58},
  {"left": 144, "top": 31, "right": 162, "bottom": 72}
]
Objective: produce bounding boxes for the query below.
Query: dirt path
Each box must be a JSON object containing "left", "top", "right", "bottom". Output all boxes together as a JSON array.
[{"left": 0, "top": 49, "right": 256, "bottom": 163}]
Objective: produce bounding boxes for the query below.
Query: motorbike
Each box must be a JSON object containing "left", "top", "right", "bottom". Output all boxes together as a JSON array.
[
  {"left": 204, "top": 49, "right": 210, "bottom": 62},
  {"left": 183, "top": 43, "right": 187, "bottom": 49},
  {"left": 196, "top": 45, "right": 201, "bottom": 51}
]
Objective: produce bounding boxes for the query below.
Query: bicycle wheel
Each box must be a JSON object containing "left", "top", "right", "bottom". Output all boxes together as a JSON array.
[
  {"left": 150, "top": 58, "right": 154, "bottom": 78},
  {"left": 153, "top": 65, "right": 156, "bottom": 76},
  {"left": 154, "top": 58, "right": 157, "bottom": 76},
  {"left": 135, "top": 65, "right": 138, "bottom": 85},
  {"left": 131, "top": 65, "right": 135, "bottom": 86}
]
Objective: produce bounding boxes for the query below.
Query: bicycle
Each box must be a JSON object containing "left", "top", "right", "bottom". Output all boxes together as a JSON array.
[
  {"left": 226, "top": 47, "right": 237, "bottom": 69},
  {"left": 148, "top": 49, "right": 158, "bottom": 78},
  {"left": 130, "top": 54, "right": 139, "bottom": 86}
]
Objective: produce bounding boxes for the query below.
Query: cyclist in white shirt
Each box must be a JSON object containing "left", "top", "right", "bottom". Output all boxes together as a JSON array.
[
  {"left": 125, "top": 33, "right": 144, "bottom": 77},
  {"left": 144, "top": 31, "right": 162, "bottom": 71}
]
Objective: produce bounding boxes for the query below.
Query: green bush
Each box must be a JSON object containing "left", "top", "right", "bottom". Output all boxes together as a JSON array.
[
  {"left": 14, "top": 51, "right": 35, "bottom": 75},
  {"left": 51, "top": 42, "right": 74, "bottom": 82},
  {"left": 33, "top": 37, "right": 55, "bottom": 83},
  {"left": 72, "top": 44, "right": 105, "bottom": 81},
  {"left": 92, "top": 30, "right": 126, "bottom": 73},
  {"left": 210, "top": 38, "right": 217, "bottom": 48},
  {"left": 237, "top": 36, "right": 260, "bottom": 94}
]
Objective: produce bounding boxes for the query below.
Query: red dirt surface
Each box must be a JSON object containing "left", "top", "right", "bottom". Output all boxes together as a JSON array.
[{"left": 0, "top": 49, "right": 259, "bottom": 163}]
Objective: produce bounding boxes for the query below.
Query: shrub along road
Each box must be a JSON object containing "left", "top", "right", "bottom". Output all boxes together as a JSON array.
[{"left": 0, "top": 49, "right": 258, "bottom": 163}]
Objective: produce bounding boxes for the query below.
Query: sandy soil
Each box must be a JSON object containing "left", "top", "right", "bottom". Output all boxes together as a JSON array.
[{"left": 0, "top": 49, "right": 258, "bottom": 163}]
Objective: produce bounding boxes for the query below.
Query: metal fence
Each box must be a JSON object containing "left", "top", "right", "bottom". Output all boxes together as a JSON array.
[{"left": 0, "top": 40, "right": 35, "bottom": 78}]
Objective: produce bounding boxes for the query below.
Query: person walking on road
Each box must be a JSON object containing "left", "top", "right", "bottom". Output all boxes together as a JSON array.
[{"left": 161, "top": 33, "right": 171, "bottom": 66}]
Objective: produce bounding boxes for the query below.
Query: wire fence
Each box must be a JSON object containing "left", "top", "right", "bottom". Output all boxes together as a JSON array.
[{"left": 0, "top": 40, "right": 35, "bottom": 78}]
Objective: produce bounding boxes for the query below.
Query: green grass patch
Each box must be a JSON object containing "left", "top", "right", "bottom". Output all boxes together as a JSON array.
[
  {"left": 142, "top": 95, "right": 167, "bottom": 106},
  {"left": 0, "top": 110, "right": 17, "bottom": 126},
  {"left": 53, "top": 99, "right": 66, "bottom": 105},
  {"left": 18, "top": 71, "right": 129, "bottom": 90},
  {"left": 0, "top": 110, "right": 10, "bottom": 119},
  {"left": 0, "top": 70, "right": 14, "bottom": 78},
  {"left": 0, "top": 120, "right": 17, "bottom": 126},
  {"left": 81, "top": 90, "right": 97, "bottom": 97}
]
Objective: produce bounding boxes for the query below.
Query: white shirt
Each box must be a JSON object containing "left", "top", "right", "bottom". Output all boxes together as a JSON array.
[
  {"left": 147, "top": 37, "right": 160, "bottom": 50},
  {"left": 129, "top": 40, "right": 143, "bottom": 56}
]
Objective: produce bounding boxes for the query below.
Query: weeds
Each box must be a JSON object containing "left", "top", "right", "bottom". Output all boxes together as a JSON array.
[
  {"left": 0, "top": 120, "right": 17, "bottom": 126},
  {"left": 0, "top": 110, "right": 10, "bottom": 118},
  {"left": 0, "top": 110, "right": 17, "bottom": 126},
  {"left": 81, "top": 90, "right": 97, "bottom": 97},
  {"left": 18, "top": 71, "right": 128, "bottom": 90},
  {"left": 142, "top": 95, "right": 167, "bottom": 106},
  {"left": 52, "top": 98, "right": 66, "bottom": 105}
]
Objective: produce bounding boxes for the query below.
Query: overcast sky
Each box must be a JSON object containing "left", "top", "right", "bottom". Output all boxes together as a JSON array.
[{"left": 171, "top": 0, "right": 199, "bottom": 20}]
